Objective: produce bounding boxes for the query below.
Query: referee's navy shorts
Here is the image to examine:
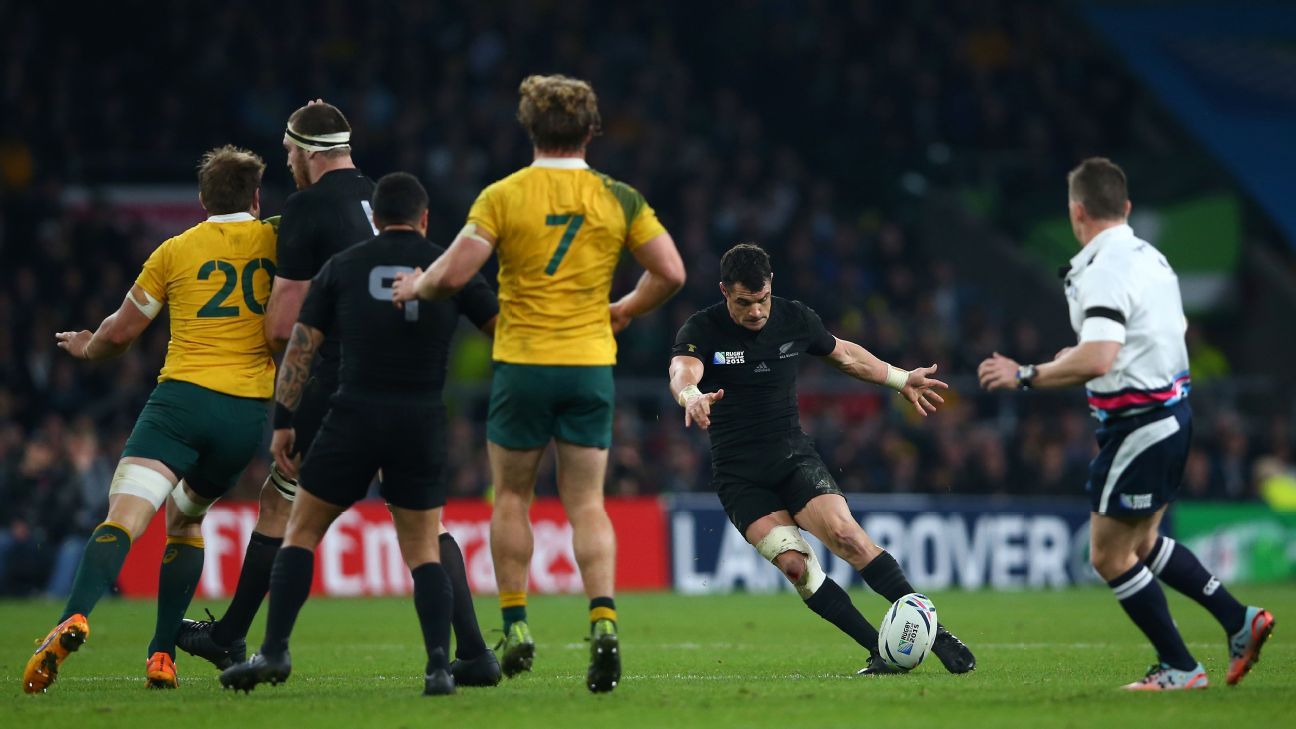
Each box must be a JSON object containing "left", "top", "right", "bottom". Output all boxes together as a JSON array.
[{"left": 1086, "top": 400, "right": 1192, "bottom": 517}]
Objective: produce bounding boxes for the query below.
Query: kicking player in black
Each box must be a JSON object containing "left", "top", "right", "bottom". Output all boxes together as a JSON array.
[
  {"left": 219, "top": 172, "right": 498, "bottom": 696},
  {"left": 668, "top": 243, "right": 976, "bottom": 675},
  {"left": 179, "top": 102, "right": 497, "bottom": 687}
]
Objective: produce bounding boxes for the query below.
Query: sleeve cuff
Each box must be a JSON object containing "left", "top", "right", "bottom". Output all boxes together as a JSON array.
[{"left": 1080, "top": 317, "right": 1127, "bottom": 343}]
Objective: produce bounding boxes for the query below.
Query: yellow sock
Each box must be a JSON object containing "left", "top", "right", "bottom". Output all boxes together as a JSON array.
[
  {"left": 500, "top": 591, "right": 528, "bottom": 609},
  {"left": 590, "top": 606, "right": 617, "bottom": 624}
]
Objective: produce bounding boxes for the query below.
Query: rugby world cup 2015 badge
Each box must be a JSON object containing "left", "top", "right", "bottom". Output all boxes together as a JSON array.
[
  {"left": 713, "top": 351, "right": 745, "bottom": 365},
  {"left": 898, "top": 621, "right": 919, "bottom": 655}
]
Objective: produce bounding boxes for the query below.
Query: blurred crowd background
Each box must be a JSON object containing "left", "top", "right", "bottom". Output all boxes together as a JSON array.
[{"left": 3, "top": 0, "right": 1294, "bottom": 595}]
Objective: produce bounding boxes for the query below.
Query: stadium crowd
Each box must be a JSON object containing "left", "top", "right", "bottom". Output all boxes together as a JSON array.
[{"left": 2, "top": 0, "right": 1293, "bottom": 596}]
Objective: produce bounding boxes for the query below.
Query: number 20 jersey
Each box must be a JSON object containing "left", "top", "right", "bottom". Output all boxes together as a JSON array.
[
  {"left": 134, "top": 214, "right": 278, "bottom": 398},
  {"left": 466, "top": 158, "right": 666, "bottom": 366}
]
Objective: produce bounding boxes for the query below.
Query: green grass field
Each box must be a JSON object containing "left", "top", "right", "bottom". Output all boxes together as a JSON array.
[{"left": 2, "top": 586, "right": 1291, "bottom": 728}]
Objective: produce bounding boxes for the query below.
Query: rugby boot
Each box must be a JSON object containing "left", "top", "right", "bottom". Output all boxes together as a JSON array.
[
  {"left": 145, "top": 651, "right": 179, "bottom": 689},
  {"left": 496, "top": 621, "right": 535, "bottom": 678},
  {"left": 219, "top": 651, "right": 292, "bottom": 692},
  {"left": 1227, "top": 607, "right": 1275, "bottom": 686},
  {"left": 1122, "top": 662, "right": 1208, "bottom": 691},
  {"left": 423, "top": 668, "right": 456, "bottom": 696},
  {"left": 450, "top": 649, "right": 502, "bottom": 687},
  {"left": 856, "top": 651, "right": 906, "bottom": 675},
  {"left": 176, "top": 609, "right": 246, "bottom": 670},
  {"left": 931, "top": 625, "right": 976, "bottom": 673},
  {"left": 586, "top": 618, "right": 621, "bottom": 693},
  {"left": 22, "top": 613, "right": 90, "bottom": 694}
]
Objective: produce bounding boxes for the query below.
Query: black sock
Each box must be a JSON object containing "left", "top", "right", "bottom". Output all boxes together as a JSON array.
[
  {"left": 438, "top": 534, "right": 487, "bottom": 659},
  {"left": 858, "top": 551, "right": 916, "bottom": 603},
  {"left": 61, "top": 522, "right": 132, "bottom": 621},
  {"left": 589, "top": 595, "right": 617, "bottom": 627},
  {"left": 148, "top": 539, "right": 205, "bottom": 658},
  {"left": 412, "top": 562, "right": 453, "bottom": 674},
  {"left": 213, "top": 531, "right": 283, "bottom": 645},
  {"left": 260, "top": 546, "right": 314, "bottom": 659},
  {"left": 1146, "top": 536, "right": 1248, "bottom": 635},
  {"left": 1108, "top": 563, "right": 1196, "bottom": 671},
  {"left": 803, "top": 578, "right": 880, "bottom": 652}
]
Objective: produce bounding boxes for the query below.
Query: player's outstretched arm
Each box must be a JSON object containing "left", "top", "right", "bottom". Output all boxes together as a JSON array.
[
  {"left": 393, "top": 225, "right": 496, "bottom": 304},
  {"left": 823, "top": 337, "right": 948, "bottom": 417},
  {"left": 270, "top": 322, "right": 325, "bottom": 478},
  {"left": 669, "top": 355, "right": 724, "bottom": 429},
  {"left": 610, "top": 233, "right": 686, "bottom": 333},
  {"left": 977, "top": 341, "right": 1120, "bottom": 391},
  {"left": 55, "top": 285, "right": 158, "bottom": 362}
]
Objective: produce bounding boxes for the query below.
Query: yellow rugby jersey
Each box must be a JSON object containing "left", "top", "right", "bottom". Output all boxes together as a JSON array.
[
  {"left": 466, "top": 158, "right": 667, "bottom": 365},
  {"left": 134, "top": 213, "right": 278, "bottom": 398}
]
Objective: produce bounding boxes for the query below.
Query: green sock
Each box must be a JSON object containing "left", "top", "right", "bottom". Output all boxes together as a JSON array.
[
  {"left": 502, "top": 605, "right": 528, "bottom": 633},
  {"left": 60, "top": 522, "right": 133, "bottom": 621},
  {"left": 148, "top": 538, "right": 205, "bottom": 657}
]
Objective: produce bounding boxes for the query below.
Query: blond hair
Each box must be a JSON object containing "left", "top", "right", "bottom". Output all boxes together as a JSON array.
[
  {"left": 198, "top": 145, "right": 265, "bottom": 214},
  {"left": 516, "top": 74, "right": 602, "bottom": 152}
]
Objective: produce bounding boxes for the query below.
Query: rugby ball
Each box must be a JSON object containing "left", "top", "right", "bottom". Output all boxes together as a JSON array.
[{"left": 877, "top": 593, "right": 938, "bottom": 670}]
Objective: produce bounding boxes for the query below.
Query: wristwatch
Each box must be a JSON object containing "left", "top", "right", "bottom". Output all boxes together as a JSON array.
[{"left": 1016, "top": 364, "right": 1037, "bottom": 390}]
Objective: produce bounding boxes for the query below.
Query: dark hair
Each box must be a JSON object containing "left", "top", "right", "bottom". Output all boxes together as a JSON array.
[
  {"left": 1067, "top": 157, "right": 1128, "bottom": 220},
  {"left": 197, "top": 145, "right": 265, "bottom": 215},
  {"left": 372, "top": 172, "right": 428, "bottom": 227},
  {"left": 720, "top": 243, "right": 772, "bottom": 292},
  {"left": 516, "top": 74, "right": 602, "bottom": 152},
  {"left": 287, "top": 102, "right": 352, "bottom": 157}
]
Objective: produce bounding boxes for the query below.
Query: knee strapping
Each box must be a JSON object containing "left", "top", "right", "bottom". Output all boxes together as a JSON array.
[
  {"left": 270, "top": 462, "right": 298, "bottom": 502},
  {"left": 755, "top": 525, "right": 826, "bottom": 599},
  {"left": 171, "top": 480, "right": 215, "bottom": 517},
  {"left": 109, "top": 462, "right": 175, "bottom": 510}
]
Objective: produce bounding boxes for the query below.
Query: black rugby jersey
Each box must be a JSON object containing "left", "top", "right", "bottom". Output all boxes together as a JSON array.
[
  {"left": 671, "top": 296, "right": 836, "bottom": 459},
  {"left": 297, "top": 230, "right": 497, "bottom": 404},
  {"left": 277, "top": 168, "right": 378, "bottom": 386}
]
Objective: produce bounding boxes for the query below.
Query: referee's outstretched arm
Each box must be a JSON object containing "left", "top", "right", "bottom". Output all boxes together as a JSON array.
[{"left": 977, "top": 342, "right": 1120, "bottom": 392}]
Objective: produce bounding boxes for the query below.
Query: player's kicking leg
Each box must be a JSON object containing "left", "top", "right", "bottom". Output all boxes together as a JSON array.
[
  {"left": 1091, "top": 509, "right": 1207, "bottom": 690},
  {"left": 1136, "top": 516, "right": 1274, "bottom": 686},
  {"left": 220, "top": 488, "right": 346, "bottom": 692},
  {"left": 743, "top": 509, "right": 897, "bottom": 674},
  {"left": 22, "top": 458, "right": 177, "bottom": 693},
  {"left": 555, "top": 440, "right": 620, "bottom": 693},
  {"left": 486, "top": 442, "right": 544, "bottom": 678},
  {"left": 793, "top": 494, "right": 976, "bottom": 674}
]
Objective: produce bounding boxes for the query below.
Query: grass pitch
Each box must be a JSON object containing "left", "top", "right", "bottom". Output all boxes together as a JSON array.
[{"left": 2, "top": 586, "right": 1291, "bottom": 728}]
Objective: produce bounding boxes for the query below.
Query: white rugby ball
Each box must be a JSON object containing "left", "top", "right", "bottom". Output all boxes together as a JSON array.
[{"left": 878, "top": 592, "right": 938, "bottom": 670}]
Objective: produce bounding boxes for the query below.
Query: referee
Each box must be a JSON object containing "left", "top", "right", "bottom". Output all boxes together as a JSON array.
[
  {"left": 669, "top": 243, "right": 975, "bottom": 675},
  {"left": 219, "top": 172, "right": 498, "bottom": 696},
  {"left": 978, "top": 157, "right": 1273, "bottom": 690}
]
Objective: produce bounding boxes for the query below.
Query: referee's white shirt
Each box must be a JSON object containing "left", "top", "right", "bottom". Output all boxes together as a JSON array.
[{"left": 1063, "top": 223, "right": 1190, "bottom": 421}]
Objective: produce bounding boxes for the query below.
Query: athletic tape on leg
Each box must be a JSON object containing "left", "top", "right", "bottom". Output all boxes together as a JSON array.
[
  {"left": 171, "top": 480, "right": 214, "bottom": 517},
  {"left": 270, "top": 462, "right": 298, "bottom": 502},
  {"left": 755, "top": 525, "right": 827, "bottom": 599},
  {"left": 109, "top": 462, "right": 175, "bottom": 510}
]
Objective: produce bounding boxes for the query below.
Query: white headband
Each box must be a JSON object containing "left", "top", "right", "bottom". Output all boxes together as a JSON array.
[{"left": 285, "top": 125, "right": 351, "bottom": 152}]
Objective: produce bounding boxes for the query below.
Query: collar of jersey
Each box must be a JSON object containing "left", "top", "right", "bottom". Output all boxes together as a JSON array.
[
  {"left": 531, "top": 157, "right": 589, "bottom": 169},
  {"left": 1071, "top": 222, "right": 1132, "bottom": 270},
  {"left": 206, "top": 212, "right": 256, "bottom": 223}
]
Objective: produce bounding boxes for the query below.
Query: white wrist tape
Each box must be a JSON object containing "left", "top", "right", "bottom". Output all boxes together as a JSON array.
[
  {"left": 884, "top": 365, "right": 909, "bottom": 392},
  {"left": 678, "top": 384, "right": 703, "bottom": 407}
]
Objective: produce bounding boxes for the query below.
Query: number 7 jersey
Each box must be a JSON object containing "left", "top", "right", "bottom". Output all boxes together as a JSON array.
[
  {"left": 135, "top": 213, "right": 278, "bottom": 398},
  {"left": 466, "top": 158, "right": 666, "bottom": 365}
]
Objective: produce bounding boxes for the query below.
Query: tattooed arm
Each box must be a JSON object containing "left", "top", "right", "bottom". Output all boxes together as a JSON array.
[
  {"left": 276, "top": 323, "right": 324, "bottom": 411},
  {"left": 269, "top": 322, "right": 325, "bottom": 478}
]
